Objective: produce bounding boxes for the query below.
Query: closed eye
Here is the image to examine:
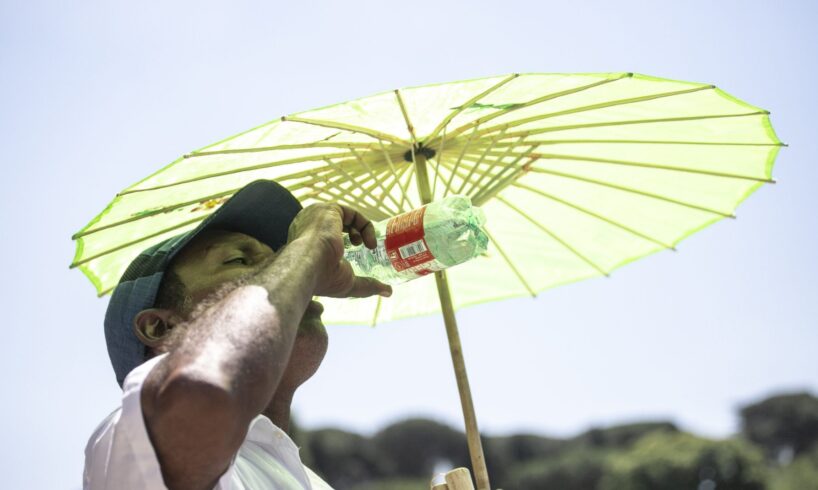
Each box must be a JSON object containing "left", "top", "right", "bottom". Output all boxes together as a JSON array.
[{"left": 223, "top": 257, "right": 249, "bottom": 265}]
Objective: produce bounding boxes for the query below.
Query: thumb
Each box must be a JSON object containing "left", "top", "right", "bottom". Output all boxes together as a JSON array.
[{"left": 344, "top": 276, "right": 393, "bottom": 299}]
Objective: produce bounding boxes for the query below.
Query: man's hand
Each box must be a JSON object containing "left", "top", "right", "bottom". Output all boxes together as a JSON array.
[{"left": 288, "top": 202, "right": 392, "bottom": 298}]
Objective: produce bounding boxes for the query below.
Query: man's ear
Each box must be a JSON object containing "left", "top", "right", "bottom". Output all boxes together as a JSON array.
[{"left": 133, "top": 308, "right": 180, "bottom": 349}]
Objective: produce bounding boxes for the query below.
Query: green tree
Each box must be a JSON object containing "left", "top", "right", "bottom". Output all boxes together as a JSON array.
[
  {"left": 769, "top": 446, "right": 818, "bottom": 490},
  {"left": 496, "top": 422, "right": 675, "bottom": 489},
  {"left": 486, "top": 434, "right": 567, "bottom": 462},
  {"left": 741, "top": 392, "right": 818, "bottom": 461},
  {"left": 599, "top": 432, "right": 767, "bottom": 490},
  {"left": 573, "top": 421, "right": 678, "bottom": 449},
  {"left": 372, "top": 418, "right": 469, "bottom": 478},
  {"left": 305, "top": 428, "right": 384, "bottom": 489},
  {"left": 484, "top": 433, "right": 567, "bottom": 487},
  {"left": 349, "top": 478, "right": 430, "bottom": 490},
  {"left": 506, "top": 448, "right": 610, "bottom": 490}
]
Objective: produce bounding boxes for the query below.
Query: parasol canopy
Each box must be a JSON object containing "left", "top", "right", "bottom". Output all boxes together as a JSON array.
[{"left": 73, "top": 72, "right": 781, "bottom": 325}]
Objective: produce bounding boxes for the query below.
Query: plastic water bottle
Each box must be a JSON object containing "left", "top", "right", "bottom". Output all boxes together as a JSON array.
[{"left": 343, "top": 195, "right": 489, "bottom": 285}]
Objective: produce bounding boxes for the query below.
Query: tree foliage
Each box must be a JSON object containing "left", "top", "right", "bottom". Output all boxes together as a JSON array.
[
  {"left": 494, "top": 421, "right": 675, "bottom": 489},
  {"left": 506, "top": 448, "right": 610, "bottom": 490},
  {"left": 572, "top": 421, "right": 678, "bottom": 449},
  {"left": 371, "top": 418, "right": 470, "bottom": 478},
  {"left": 483, "top": 433, "right": 567, "bottom": 486},
  {"left": 741, "top": 392, "right": 818, "bottom": 460},
  {"left": 304, "top": 428, "right": 384, "bottom": 489},
  {"left": 292, "top": 393, "right": 818, "bottom": 489},
  {"left": 770, "top": 446, "right": 818, "bottom": 490},
  {"left": 599, "top": 432, "right": 767, "bottom": 490},
  {"left": 348, "top": 478, "right": 430, "bottom": 490}
]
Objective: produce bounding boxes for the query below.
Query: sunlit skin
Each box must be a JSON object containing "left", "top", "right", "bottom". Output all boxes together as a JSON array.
[
  {"left": 131, "top": 202, "right": 391, "bottom": 490},
  {"left": 139, "top": 228, "right": 329, "bottom": 432}
]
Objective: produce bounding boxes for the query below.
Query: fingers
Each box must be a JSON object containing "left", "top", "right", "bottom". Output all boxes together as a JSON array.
[
  {"left": 359, "top": 221, "right": 377, "bottom": 250},
  {"left": 347, "top": 227, "right": 363, "bottom": 246},
  {"left": 314, "top": 259, "right": 393, "bottom": 299},
  {"left": 344, "top": 276, "right": 393, "bottom": 298},
  {"left": 337, "top": 204, "right": 377, "bottom": 249}
]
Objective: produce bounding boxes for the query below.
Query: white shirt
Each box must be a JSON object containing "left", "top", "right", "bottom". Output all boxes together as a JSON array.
[{"left": 84, "top": 355, "right": 334, "bottom": 490}]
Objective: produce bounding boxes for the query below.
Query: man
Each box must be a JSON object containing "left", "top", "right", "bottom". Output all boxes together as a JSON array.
[{"left": 84, "top": 180, "right": 393, "bottom": 489}]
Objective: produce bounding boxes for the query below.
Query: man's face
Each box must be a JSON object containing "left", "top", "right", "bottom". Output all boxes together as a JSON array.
[
  {"left": 167, "top": 228, "right": 328, "bottom": 392},
  {"left": 172, "top": 228, "right": 324, "bottom": 321}
]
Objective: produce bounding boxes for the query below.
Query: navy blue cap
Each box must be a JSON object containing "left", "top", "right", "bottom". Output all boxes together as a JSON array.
[{"left": 104, "top": 179, "right": 303, "bottom": 387}]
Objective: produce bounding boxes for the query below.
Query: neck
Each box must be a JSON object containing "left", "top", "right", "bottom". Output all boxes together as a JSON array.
[{"left": 262, "top": 391, "right": 294, "bottom": 433}]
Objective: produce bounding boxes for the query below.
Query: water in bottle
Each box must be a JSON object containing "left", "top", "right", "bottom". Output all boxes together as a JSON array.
[{"left": 343, "top": 195, "right": 489, "bottom": 284}]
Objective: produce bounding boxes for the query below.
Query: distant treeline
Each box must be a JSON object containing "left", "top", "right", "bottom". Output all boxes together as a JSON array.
[{"left": 290, "top": 392, "right": 818, "bottom": 490}]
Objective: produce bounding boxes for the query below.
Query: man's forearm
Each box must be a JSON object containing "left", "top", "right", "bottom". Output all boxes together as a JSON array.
[
  {"left": 155, "top": 236, "right": 323, "bottom": 419},
  {"left": 139, "top": 236, "right": 329, "bottom": 489}
]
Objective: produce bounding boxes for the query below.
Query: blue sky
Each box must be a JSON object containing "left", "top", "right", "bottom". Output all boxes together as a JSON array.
[{"left": 2, "top": 1, "right": 816, "bottom": 488}]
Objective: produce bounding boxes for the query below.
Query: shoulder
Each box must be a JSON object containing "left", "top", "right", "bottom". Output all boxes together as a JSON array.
[{"left": 83, "top": 356, "right": 168, "bottom": 490}]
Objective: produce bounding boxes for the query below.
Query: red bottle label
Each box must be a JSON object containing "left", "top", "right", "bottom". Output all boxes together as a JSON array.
[{"left": 385, "top": 206, "right": 435, "bottom": 274}]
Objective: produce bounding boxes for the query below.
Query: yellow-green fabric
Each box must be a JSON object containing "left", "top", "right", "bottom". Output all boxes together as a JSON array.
[{"left": 71, "top": 73, "right": 782, "bottom": 326}]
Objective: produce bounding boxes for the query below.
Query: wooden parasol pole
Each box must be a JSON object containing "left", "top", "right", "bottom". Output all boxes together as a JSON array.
[{"left": 412, "top": 151, "right": 491, "bottom": 490}]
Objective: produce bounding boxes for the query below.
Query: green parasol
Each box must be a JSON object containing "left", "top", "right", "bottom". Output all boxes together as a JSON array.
[{"left": 71, "top": 73, "right": 782, "bottom": 489}]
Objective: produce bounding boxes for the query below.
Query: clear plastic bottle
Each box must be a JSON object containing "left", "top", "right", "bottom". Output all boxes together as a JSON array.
[{"left": 343, "top": 195, "right": 489, "bottom": 285}]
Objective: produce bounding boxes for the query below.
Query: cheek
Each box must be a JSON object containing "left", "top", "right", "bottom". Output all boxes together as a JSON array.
[{"left": 188, "top": 269, "right": 254, "bottom": 303}]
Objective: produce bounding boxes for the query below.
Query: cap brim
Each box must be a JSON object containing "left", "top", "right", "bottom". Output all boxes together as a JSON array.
[{"left": 186, "top": 179, "right": 303, "bottom": 253}]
